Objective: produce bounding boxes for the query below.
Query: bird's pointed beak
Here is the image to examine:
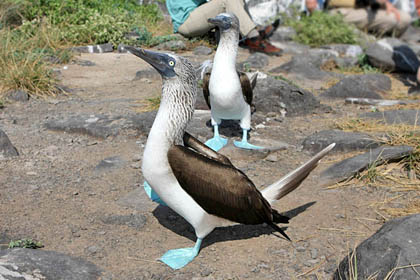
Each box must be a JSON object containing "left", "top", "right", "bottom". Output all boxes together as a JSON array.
[
  {"left": 208, "top": 15, "right": 231, "bottom": 30},
  {"left": 125, "top": 46, "right": 175, "bottom": 77}
]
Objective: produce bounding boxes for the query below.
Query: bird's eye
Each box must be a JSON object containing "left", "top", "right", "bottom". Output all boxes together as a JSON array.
[{"left": 168, "top": 61, "right": 175, "bottom": 67}]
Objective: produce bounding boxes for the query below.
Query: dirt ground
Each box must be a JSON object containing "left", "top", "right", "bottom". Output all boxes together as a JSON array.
[{"left": 0, "top": 49, "right": 413, "bottom": 279}]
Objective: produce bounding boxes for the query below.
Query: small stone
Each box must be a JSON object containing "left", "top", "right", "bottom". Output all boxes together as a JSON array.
[
  {"left": 265, "top": 153, "right": 278, "bottom": 162},
  {"left": 310, "top": 248, "right": 318, "bottom": 259},
  {"left": 86, "top": 246, "right": 99, "bottom": 255},
  {"left": 7, "top": 90, "right": 29, "bottom": 102},
  {"left": 296, "top": 246, "right": 306, "bottom": 252},
  {"left": 304, "top": 259, "right": 319, "bottom": 267},
  {"left": 130, "top": 162, "right": 141, "bottom": 169},
  {"left": 335, "top": 214, "right": 345, "bottom": 219},
  {"left": 200, "top": 268, "right": 212, "bottom": 277},
  {"left": 193, "top": 46, "right": 213, "bottom": 55}
]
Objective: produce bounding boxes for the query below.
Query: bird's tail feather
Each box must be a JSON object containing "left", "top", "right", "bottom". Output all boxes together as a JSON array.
[
  {"left": 261, "top": 143, "right": 335, "bottom": 205},
  {"left": 268, "top": 222, "right": 291, "bottom": 241}
]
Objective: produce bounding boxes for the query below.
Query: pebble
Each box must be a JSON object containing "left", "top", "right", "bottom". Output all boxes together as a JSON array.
[
  {"left": 265, "top": 153, "right": 278, "bottom": 162},
  {"left": 130, "top": 162, "right": 141, "bottom": 169},
  {"left": 310, "top": 248, "right": 318, "bottom": 259},
  {"left": 296, "top": 246, "right": 306, "bottom": 252},
  {"left": 304, "top": 259, "right": 319, "bottom": 267}
]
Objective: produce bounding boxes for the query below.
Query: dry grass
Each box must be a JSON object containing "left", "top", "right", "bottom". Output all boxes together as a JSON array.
[{"left": 332, "top": 116, "right": 420, "bottom": 218}]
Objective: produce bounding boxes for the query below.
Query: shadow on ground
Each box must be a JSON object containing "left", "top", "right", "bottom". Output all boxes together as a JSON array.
[{"left": 152, "top": 201, "right": 316, "bottom": 248}]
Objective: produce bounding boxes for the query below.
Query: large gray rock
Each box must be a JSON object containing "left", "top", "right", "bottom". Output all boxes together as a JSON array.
[
  {"left": 0, "top": 248, "right": 102, "bottom": 279},
  {"left": 400, "top": 25, "right": 420, "bottom": 44},
  {"left": 0, "top": 129, "right": 18, "bottom": 159},
  {"left": 366, "top": 38, "right": 420, "bottom": 73},
  {"left": 321, "top": 145, "right": 413, "bottom": 182},
  {"left": 70, "top": 43, "right": 113, "bottom": 53},
  {"left": 44, "top": 112, "right": 156, "bottom": 139},
  {"left": 334, "top": 214, "right": 420, "bottom": 280},
  {"left": 320, "top": 74, "right": 391, "bottom": 99},
  {"left": 271, "top": 26, "right": 297, "bottom": 42},
  {"left": 253, "top": 76, "right": 326, "bottom": 116},
  {"left": 270, "top": 49, "right": 340, "bottom": 81},
  {"left": 302, "top": 130, "right": 381, "bottom": 154},
  {"left": 156, "top": 40, "right": 186, "bottom": 51},
  {"left": 6, "top": 90, "right": 29, "bottom": 102},
  {"left": 321, "top": 44, "right": 363, "bottom": 58},
  {"left": 239, "top": 52, "right": 270, "bottom": 70},
  {"left": 361, "top": 109, "right": 420, "bottom": 125}
]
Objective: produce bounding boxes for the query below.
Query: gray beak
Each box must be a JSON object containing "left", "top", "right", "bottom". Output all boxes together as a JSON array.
[{"left": 125, "top": 46, "right": 175, "bottom": 78}]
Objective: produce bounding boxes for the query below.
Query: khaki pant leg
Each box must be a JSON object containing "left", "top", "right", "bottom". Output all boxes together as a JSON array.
[
  {"left": 225, "top": 0, "right": 257, "bottom": 36},
  {"left": 331, "top": 8, "right": 411, "bottom": 36},
  {"left": 178, "top": 0, "right": 257, "bottom": 37}
]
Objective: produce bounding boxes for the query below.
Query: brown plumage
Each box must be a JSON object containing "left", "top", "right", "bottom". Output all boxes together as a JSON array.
[{"left": 169, "top": 132, "right": 290, "bottom": 240}]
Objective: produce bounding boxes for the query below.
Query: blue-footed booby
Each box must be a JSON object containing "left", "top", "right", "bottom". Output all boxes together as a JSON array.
[
  {"left": 125, "top": 46, "right": 335, "bottom": 270},
  {"left": 203, "top": 13, "right": 260, "bottom": 152}
]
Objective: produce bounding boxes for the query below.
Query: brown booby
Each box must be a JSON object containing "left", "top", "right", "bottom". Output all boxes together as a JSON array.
[
  {"left": 203, "top": 13, "right": 260, "bottom": 151},
  {"left": 125, "top": 45, "right": 335, "bottom": 270}
]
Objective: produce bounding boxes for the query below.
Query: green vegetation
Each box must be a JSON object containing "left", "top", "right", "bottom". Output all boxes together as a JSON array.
[
  {"left": 0, "top": 0, "right": 167, "bottom": 97},
  {"left": 9, "top": 238, "right": 43, "bottom": 249},
  {"left": 285, "top": 11, "right": 358, "bottom": 47}
]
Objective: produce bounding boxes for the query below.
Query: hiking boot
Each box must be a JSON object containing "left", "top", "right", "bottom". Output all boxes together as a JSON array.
[
  {"left": 242, "top": 37, "right": 283, "bottom": 56},
  {"left": 258, "top": 19, "right": 280, "bottom": 39}
]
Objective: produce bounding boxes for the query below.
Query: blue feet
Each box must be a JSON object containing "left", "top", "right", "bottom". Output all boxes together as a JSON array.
[
  {"left": 160, "top": 239, "right": 202, "bottom": 270},
  {"left": 234, "top": 139, "right": 263, "bottom": 150},
  {"left": 205, "top": 136, "right": 228, "bottom": 152},
  {"left": 205, "top": 124, "right": 228, "bottom": 151},
  {"left": 143, "top": 181, "right": 167, "bottom": 206},
  {"left": 234, "top": 129, "right": 263, "bottom": 150}
]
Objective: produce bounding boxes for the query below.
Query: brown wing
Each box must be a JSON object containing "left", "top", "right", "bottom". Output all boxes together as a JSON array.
[
  {"left": 168, "top": 145, "right": 274, "bottom": 225},
  {"left": 183, "top": 132, "right": 232, "bottom": 166},
  {"left": 238, "top": 71, "right": 254, "bottom": 106},
  {"left": 202, "top": 72, "right": 211, "bottom": 109}
]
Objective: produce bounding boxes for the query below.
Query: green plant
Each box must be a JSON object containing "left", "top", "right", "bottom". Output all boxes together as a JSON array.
[
  {"left": 285, "top": 11, "right": 357, "bottom": 47},
  {"left": 9, "top": 238, "right": 43, "bottom": 249},
  {"left": 357, "top": 53, "right": 380, "bottom": 73}
]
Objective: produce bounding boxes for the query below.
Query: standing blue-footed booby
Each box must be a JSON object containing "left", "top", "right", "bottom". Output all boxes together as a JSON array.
[
  {"left": 125, "top": 45, "right": 335, "bottom": 270},
  {"left": 203, "top": 13, "right": 259, "bottom": 152}
]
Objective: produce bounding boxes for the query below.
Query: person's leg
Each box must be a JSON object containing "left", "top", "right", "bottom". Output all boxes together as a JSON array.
[
  {"left": 225, "top": 0, "right": 257, "bottom": 36},
  {"left": 331, "top": 7, "right": 411, "bottom": 36},
  {"left": 177, "top": 0, "right": 226, "bottom": 37},
  {"left": 330, "top": 8, "right": 369, "bottom": 30}
]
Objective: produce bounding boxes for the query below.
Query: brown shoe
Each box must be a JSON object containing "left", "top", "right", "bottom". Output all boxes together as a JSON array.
[
  {"left": 258, "top": 19, "right": 280, "bottom": 39},
  {"left": 242, "top": 37, "right": 283, "bottom": 56}
]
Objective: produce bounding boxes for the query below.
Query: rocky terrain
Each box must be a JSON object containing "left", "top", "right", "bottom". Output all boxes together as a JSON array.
[{"left": 1, "top": 25, "right": 420, "bottom": 279}]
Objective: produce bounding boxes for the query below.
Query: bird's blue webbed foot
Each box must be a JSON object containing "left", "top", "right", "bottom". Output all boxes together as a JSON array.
[
  {"left": 234, "top": 129, "right": 263, "bottom": 150},
  {"left": 143, "top": 181, "right": 167, "bottom": 206},
  {"left": 160, "top": 239, "right": 202, "bottom": 270},
  {"left": 205, "top": 124, "right": 228, "bottom": 151}
]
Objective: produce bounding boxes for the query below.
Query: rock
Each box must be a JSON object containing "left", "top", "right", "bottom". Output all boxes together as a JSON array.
[
  {"left": 361, "top": 109, "right": 420, "bottom": 125},
  {"left": 101, "top": 214, "right": 147, "bottom": 230},
  {"left": 0, "top": 248, "right": 102, "bottom": 279},
  {"left": 156, "top": 40, "right": 186, "bottom": 51},
  {"left": 95, "top": 156, "right": 125, "bottom": 171},
  {"left": 345, "top": 98, "right": 420, "bottom": 106},
  {"left": 333, "top": 57, "right": 359, "bottom": 68},
  {"left": 400, "top": 25, "right": 420, "bottom": 44},
  {"left": 302, "top": 130, "right": 381, "bottom": 154},
  {"left": 239, "top": 52, "right": 270, "bottom": 70},
  {"left": 75, "top": 60, "right": 95, "bottom": 67},
  {"left": 271, "top": 26, "right": 296, "bottom": 42},
  {"left": 0, "top": 129, "right": 18, "bottom": 159},
  {"left": 6, "top": 90, "right": 29, "bottom": 102},
  {"left": 270, "top": 49, "right": 339, "bottom": 81},
  {"left": 321, "top": 74, "right": 391, "bottom": 99},
  {"left": 193, "top": 46, "right": 213, "bottom": 55},
  {"left": 334, "top": 214, "right": 420, "bottom": 280},
  {"left": 70, "top": 43, "right": 114, "bottom": 53},
  {"left": 253, "top": 76, "right": 326, "bottom": 116},
  {"left": 271, "top": 41, "right": 310, "bottom": 55},
  {"left": 321, "top": 145, "right": 413, "bottom": 182},
  {"left": 44, "top": 112, "right": 157, "bottom": 139},
  {"left": 117, "top": 44, "right": 129, "bottom": 53},
  {"left": 366, "top": 38, "right": 420, "bottom": 73},
  {"left": 321, "top": 44, "right": 363, "bottom": 58}
]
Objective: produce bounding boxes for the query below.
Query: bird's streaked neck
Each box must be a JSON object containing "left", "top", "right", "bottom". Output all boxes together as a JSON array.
[
  {"left": 214, "top": 30, "right": 239, "bottom": 68},
  {"left": 145, "top": 78, "right": 197, "bottom": 151}
]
